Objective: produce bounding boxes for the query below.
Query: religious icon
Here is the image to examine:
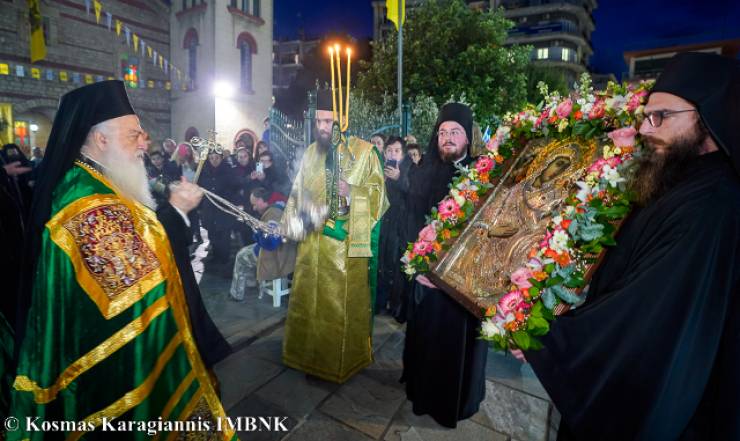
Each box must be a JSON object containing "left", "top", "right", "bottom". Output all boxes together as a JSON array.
[{"left": 429, "top": 137, "right": 601, "bottom": 317}]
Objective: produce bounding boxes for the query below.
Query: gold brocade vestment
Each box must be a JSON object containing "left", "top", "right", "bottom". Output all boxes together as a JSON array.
[
  {"left": 282, "top": 138, "right": 387, "bottom": 383},
  {"left": 8, "top": 163, "right": 235, "bottom": 441}
]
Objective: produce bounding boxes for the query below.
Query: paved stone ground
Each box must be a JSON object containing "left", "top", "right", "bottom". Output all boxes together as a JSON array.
[{"left": 196, "top": 233, "right": 559, "bottom": 441}]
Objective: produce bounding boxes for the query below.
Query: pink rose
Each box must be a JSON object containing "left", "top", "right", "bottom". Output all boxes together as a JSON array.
[
  {"left": 626, "top": 94, "right": 641, "bottom": 112},
  {"left": 418, "top": 224, "right": 437, "bottom": 243},
  {"left": 588, "top": 158, "right": 608, "bottom": 174},
  {"left": 412, "top": 240, "right": 433, "bottom": 256},
  {"left": 556, "top": 99, "right": 573, "bottom": 119},
  {"left": 475, "top": 156, "right": 494, "bottom": 174},
  {"left": 607, "top": 126, "right": 637, "bottom": 148},
  {"left": 511, "top": 268, "right": 533, "bottom": 289},
  {"left": 486, "top": 137, "right": 500, "bottom": 153},
  {"left": 588, "top": 100, "right": 606, "bottom": 119},
  {"left": 498, "top": 290, "right": 524, "bottom": 315},
  {"left": 607, "top": 157, "right": 622, "bottom": 168}
]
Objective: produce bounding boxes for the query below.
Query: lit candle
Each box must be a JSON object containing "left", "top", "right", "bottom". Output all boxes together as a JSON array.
[
  {"left": 329, "top": 46, "right": 337, "bottom": 122},
  {"left": 335, "top": 44, "right": 343, "bottom": 126},
  {"left": 344, "top": 47, "right": 351, "bottom": 131}
]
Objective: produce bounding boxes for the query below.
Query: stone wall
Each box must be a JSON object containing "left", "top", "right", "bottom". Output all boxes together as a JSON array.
[{"left": 0, "top": 0, "right": 171, "bottom": 147}]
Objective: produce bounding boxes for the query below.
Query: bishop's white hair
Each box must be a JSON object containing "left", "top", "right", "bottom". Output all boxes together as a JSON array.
[{"left": 83, "top": 120, "right": 156, "bottom": 210}]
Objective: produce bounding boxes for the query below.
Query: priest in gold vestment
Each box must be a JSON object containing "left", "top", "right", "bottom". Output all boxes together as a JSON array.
[
  {"left": 282, "top": 91, "right": 387, "bottom": 383},
  {"left": 8, "top": 81, "right": 234, "bottom": 440}
]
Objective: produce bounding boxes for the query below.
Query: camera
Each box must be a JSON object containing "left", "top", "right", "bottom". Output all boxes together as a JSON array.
[{"left": 385, "top": 159, "right": 398, "bottom": 168}]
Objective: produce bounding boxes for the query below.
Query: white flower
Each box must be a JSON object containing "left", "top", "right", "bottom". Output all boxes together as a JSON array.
[
  {"left": 606, "top": 95, "right": 627, "bottom": 113},
  {"left": 602, "top": 165, "right": 626, "bottom": 187},
  {"left": 451, "top": 189, "right": 466, "bottom": 206},
  {"left": 549, "top": 230, "right": 570, "bottom": 253},
  {"left": 564, "top": 206, "right": 576, "bottom": 217},
  {"left": 576, "top": 98, "right": 586, "bottom": 106},
  {"left": 403, "top": 264, "right": 416, "bottom": 276},
  {"left": 575, "top": 181, "right": 593, "bottom": 202},
  {"left": 481, "top": 319, "right": 503, "bottom": 338}
]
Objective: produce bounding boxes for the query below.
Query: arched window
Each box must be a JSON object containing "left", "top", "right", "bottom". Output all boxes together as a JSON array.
[
  {"left": 184, "top": 127, "right": 199, "bottom": 142},
  {"left": 183, "top": 28, "right": 199, "bottom": 88},
  {"left": 237, "top": 32, "right": 258, "bottom": 92}
]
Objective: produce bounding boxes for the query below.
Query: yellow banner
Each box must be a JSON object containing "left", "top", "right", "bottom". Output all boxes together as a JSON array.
[
  {"left": 165, "top": 81, "right": 171, "bottom": 90},
  {"left": 386, "top": 0, "right": 405, "bottom": 30},
  {"left": 147, "top": 80, "right": 154, "bottom": 88},
  {"left": 0, "top": 64, "right": 9, "bottom": 75},
  {"left": 85, "top": 74, "right": 93, "bottom": 84},
  {"left": 158, "top": 55, "right": 163, "bottom": 69},
  {"left": 116, "top": 19, "right": 122, "bottom": 36},
  {"left": 27, "top": 0, "right": 47, "bottom": 62},
  {"left": 133, "top": 34, "right": 139, "bottom": 52},
  {"left": 59, "top": 71, "right": 68, "bottom": 82},
  {"left": 93, "top": 0, "right": 102, "bottom": 24},
  {"left": 31, "top": 68, "right": 41, "bottom": 79},
  {"left": 0, "top": 103, "right": 13, "bottom": 146},
  {"left": 147, "top": 46, "right": 152, "bottom": 58}
]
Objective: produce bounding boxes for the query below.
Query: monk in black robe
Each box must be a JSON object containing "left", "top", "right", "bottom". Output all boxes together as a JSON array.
[
  {"left": 520, "top": 52, "right": 740, "bottom": 440},
  {"left": 401, "top": 103, "right": 488, "bottom": 428}
]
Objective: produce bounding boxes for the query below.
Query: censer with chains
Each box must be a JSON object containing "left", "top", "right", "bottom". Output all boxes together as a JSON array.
[{"left": 188, "top": 133, "right": 328, "bottom": 241}]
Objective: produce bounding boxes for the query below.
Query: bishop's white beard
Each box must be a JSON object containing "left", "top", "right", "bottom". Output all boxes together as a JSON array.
[{"left": 99, "top": 145, "right": 157, "bottom": 210}]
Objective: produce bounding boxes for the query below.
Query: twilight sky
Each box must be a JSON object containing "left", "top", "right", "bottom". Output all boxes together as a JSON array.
[{"left": 274, "top": 0, "right": 740, "bottom": 78}]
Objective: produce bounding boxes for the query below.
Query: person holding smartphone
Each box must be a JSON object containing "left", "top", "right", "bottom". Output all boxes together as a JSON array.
[{"left": 378, "top": 136, "right": 410, "bottom": 320}]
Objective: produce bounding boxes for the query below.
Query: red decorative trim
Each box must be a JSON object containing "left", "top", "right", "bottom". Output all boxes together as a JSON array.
[
  {"left": 236, "top": 31, "right": 258, "bottom": 53},
  {"left": 227, "top": 6, "right": 265, "bottom": 26},
  {"left": 176, "top": 2, "right": 207, "bottom": 19},
  {"left": 183, "top": 27, "right": 199, "bottom": 49}
]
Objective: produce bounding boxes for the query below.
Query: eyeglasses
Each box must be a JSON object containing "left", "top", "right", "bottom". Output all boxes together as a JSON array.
[
  {"left": 437, "top": 129, "right": 465, "bottom": 139},
  {"left": 644, "top": 109, "right": 697, "bottom": 128}
]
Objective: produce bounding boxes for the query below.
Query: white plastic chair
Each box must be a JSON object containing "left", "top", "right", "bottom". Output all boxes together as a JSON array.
[{"left": 259, "top": 277, "right": 291, "bottom": 307}]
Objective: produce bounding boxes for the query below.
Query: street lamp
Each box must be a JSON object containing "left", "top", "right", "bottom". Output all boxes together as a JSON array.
[{"left": 213, "top": 81, "right": 234, "bottom": 98}]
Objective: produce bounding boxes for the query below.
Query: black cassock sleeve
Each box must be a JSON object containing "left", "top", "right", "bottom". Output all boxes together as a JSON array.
[
  {"left": 156, "top": 202, "right": 232, "bottom": 368},
  {"left": 526, "top": 187, "right": 740, "bottom": 441}
]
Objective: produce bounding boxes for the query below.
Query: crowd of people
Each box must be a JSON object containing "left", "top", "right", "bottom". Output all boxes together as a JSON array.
[{"left": 0, "top": 51, "right": 738, "bottom": 440}]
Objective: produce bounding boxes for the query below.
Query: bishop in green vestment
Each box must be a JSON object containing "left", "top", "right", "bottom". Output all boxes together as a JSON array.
[
  {"left": 8, "top": 81, "right": 235, "bottom": 440},
  {"left": 282, "top": 91, "right": 388, "bottom": 383}
]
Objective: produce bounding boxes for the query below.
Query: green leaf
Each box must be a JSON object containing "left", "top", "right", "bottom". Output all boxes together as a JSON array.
[
  {"left": 528, "top": 286, "right": 541, "bottom": 299},
  {"left": 527, "top": 316, "right": 550, "bottom": 336},
  {"left": 530, "top": 299, "right": 544, "bottom": 316},
  {"left": 529, "top": 278, "right": 544, "bottom": 290},
  {"left": 565, "top": 275, "right": 585, "bottom": 289},
  {"left": 542, "top": 307, "right": 555, "bottom": 321},
  {"left": 543, "top": 263, "right": 555, "bottom": 273},
  {"left": 545, "top": 275, "right": 564, "bottom": 287},
  {"left": 512, "top": 330, "right": 531, "bottom": 350},
  {"left": 528, "top": 336, "right": 544, "bottom": 350}
]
